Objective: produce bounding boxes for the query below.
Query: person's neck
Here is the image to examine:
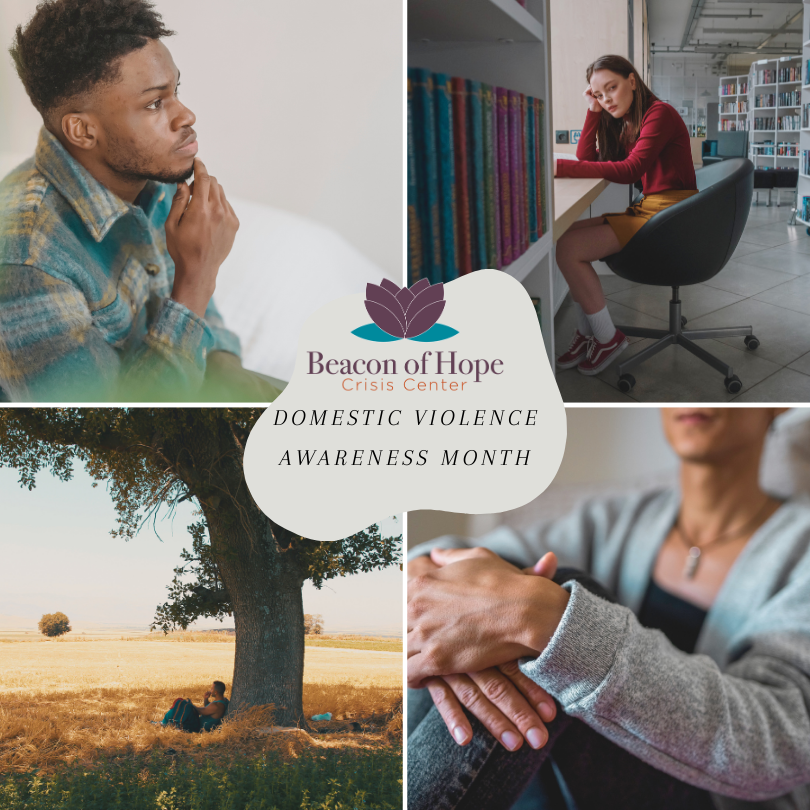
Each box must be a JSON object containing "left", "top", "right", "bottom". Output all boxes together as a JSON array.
[
  {"left": 63, "top": 141, "right": 147, "bottom": 205},
  {"left": 678, "top": 453, "right": 775, "bottom": 543}
]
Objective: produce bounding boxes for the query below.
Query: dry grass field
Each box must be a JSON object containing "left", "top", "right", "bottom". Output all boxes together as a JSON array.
[{"left": 0, "top": 637, "right": 402, "bottom": 775}]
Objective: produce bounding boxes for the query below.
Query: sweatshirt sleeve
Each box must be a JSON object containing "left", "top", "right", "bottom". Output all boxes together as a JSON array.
[
  {"left": 575, "top": 109, "right": 601, "bottom": 162},
  {"left": 519, "top": 577, "right": 810, "bottom": 801},
  {"left": 557, "top": 104, "right": 672, "bottom": 185}
]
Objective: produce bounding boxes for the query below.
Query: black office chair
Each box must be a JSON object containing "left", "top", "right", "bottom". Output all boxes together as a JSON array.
[{"left": 604, "top": 158, "right": 756, "bottom": 395}]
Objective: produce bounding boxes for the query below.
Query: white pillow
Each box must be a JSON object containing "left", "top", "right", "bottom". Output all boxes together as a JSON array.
[{"left": 210, "top": 197, "right": 396, "bottom": 382}]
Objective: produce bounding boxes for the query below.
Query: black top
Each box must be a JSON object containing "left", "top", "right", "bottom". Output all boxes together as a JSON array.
[{"left": 637, "top": 579, "right": 708, "bottom": 654}]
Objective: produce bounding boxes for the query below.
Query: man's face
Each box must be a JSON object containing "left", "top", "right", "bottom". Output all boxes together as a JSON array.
[{"left": 88, "top": 39, "right": 197, "bottom": 185}]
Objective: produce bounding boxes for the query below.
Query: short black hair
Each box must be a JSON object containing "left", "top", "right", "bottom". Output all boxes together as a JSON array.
[
  {"left": 213, "top": 681, "right": 226, "bottom": 697},
  {"left": 10, "top": 0, "right": 174, "bottom": 117}
]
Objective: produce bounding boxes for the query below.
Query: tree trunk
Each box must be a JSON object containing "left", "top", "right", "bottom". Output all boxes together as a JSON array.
[{"left": 206, "top": 504, "right": 308, "bottom": 728}]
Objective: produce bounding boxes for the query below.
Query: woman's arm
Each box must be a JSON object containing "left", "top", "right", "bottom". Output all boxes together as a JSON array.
[
  {"left": 519, "top": 581, "right": 810, "bottom": 801},
  {"left": 557, "top": 104, "right": 673, "bottom": 185},
  {"left": 575, "top": 109, "right": 601, "bottom": 162}
]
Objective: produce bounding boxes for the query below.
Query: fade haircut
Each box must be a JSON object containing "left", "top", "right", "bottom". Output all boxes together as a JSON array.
[
  {"left": 213, "top": 681, "right": 226, "bottom": 697},
  {"left": 10, "top": 0, "right": 174, "bottom": 123}
]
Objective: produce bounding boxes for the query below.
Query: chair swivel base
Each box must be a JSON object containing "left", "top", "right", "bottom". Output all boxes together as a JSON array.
[{"left": 614, "top": 289, "right": 758, "bottom": 394}]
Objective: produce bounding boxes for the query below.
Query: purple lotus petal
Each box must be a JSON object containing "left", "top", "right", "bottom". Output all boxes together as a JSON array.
[
  {"left": 405, "top": 283, "right": 443, "bottom": 319},
  {"left": 410, "top": 278, "right": 431, "bottom": 295},
  {"left": 366, "top": 284, "right": 406, "bottom": 321},
  {"left": 395, "top": 287, "right": 415, "bottom": 309},
  {"left": 405, "top": 300, "right": 445, "bottom": 338},
  {"left": 366, "top": 300, "right": 406, "bottom": 338},
  {"left": 379, "top": 278, "right": 402, "bottom": 296}
]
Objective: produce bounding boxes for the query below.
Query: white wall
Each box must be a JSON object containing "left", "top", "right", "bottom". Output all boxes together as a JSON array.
[
  {"left": 651, "top": 53, "right": 721, "bottom": 129},
  {"left": 0, "top": 0, "right": 403, "bottom": 278}
]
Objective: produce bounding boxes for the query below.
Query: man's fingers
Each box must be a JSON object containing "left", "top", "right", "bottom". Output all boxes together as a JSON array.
[
  {"left": 425, "top": 677, "right": 472, "bottom": 746},
  {"left": 430, "top": 547, "right": 495, "bottom": 567},
  {"left": 498, "top": 660, "right": 557, "bottom": 724},
  {"left": 443, "top": 673, "right": 524, "bottom": 752},
  {"left": 532, "top": 552, "right": 558, "bottom": 580},
  {"left": 191, "top": 158, "right": 210, "bottom": 207},
  {"left": 166, "top": 182, "right": 191, "bottom": 230}
]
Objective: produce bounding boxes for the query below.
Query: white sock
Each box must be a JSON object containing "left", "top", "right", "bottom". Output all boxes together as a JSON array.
[
  {"left": 573, "top": 303, "right": 592, "bottom": 336},
  {"left": 586, "top": 305, "right": 616, "bottom": 344}
]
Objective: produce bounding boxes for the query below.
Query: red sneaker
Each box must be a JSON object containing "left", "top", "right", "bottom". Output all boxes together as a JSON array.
[
  {"left": 556, "top": 330, "right": 591, "bottom": 370},
  {"left": 578, "top": 330, "right": 629, "bottom": 375}
]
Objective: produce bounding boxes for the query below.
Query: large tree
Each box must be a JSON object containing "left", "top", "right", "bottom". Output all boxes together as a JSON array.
[{"left": 0, "top": 409, "right": 401, "bottom": 726}]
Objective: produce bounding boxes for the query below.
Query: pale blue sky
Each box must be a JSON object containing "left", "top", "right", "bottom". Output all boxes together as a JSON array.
[{"left": 0, "top": 465, "right": 402, "bottom": 635}]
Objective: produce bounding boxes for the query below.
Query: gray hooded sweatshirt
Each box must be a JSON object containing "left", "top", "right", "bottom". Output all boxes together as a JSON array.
[{"left": 408, "top": 489, "right": 810, "bottom": 810}]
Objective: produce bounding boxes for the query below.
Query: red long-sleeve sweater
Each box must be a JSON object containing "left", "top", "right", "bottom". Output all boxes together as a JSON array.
[{"left": 556, "top": 101, "right": 697, "bottom": 195}]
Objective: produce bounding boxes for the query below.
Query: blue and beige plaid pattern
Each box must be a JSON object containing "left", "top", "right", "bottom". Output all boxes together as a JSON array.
[{"left": 0, "top": 127, "right": 241, "bottom": 401}]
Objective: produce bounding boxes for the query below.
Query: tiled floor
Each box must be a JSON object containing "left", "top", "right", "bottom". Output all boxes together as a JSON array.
[{"left": 555, "top": 201, "right": 810, "bottom": 402}]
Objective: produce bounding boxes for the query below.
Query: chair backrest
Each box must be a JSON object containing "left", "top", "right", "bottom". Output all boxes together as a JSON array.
[
  {"left": 604, "top": 158, "right": 754, "bottom": 287},
  {"left": 716, "top": 131, "right": 747, "bottom": 158}
]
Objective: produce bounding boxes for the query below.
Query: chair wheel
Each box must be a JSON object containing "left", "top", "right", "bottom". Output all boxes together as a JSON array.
[
  {"left": 617, "top": 374, "right": 636, "bottom": 393},
  {"left": 744, "top": 335, "right": 760, "bottom": 350},
  {"left": 724, "top": 375, "right": 742, "bottom": 394},
  {"left": 681, "top": 316, "right": 687, "bottom": 327}
]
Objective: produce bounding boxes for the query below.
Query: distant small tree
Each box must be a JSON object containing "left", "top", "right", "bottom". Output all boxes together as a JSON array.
[
  {"left": 304, "top": 614, "right": 324, "bottom": 635},
  {"left": 39, "top": 612, "right": 71, "bottom": 638}
]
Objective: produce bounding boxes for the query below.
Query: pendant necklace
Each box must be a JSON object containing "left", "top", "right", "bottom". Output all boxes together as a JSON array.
[{"left": 676, "top": 497, "right": 773, "bottom": 579}]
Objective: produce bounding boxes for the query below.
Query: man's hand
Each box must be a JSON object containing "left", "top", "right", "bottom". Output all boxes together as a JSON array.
[
  {"left": 408, "top": 548, "right": 569, "bottom": 688},
  {"left": 165, "top": 158, "right": 239, "bottom": 319},
  {"left": 408, "top": 554, "right": 439, "bottom": 581},
  {"left": 200, "top": 351, "right": 281, "bottom": 402}
]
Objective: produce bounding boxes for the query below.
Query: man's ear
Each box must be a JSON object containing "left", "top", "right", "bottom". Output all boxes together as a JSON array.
[{"left": 61, "top": 113, "right": 98, "bottom": 151}]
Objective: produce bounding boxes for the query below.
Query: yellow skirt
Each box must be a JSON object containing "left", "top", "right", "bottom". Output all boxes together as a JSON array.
[{"left": 603, "top": 189, "right": 699, "bottom": 249}]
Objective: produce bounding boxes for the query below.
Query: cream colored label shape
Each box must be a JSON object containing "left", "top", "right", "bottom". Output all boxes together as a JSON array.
[{"left": 244, "top": 270, "right": 566, "bottom": 541}]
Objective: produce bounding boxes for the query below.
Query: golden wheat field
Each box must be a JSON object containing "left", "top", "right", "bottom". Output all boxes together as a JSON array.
[{"left": 0, "top": 638, "right": 402, "bottom": 773}]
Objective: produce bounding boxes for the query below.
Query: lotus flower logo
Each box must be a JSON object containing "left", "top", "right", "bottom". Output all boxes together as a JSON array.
[{"left": 352, "top": 279, "right": 459, "bottom": 343}]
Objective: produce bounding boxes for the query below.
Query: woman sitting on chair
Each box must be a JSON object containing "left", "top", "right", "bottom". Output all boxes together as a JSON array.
[
  {"left": 555, "top": 54, "right": 698, "bottom": 376},
  {"left": 159, "top": 680, "right": 230, "bottom": 733}
]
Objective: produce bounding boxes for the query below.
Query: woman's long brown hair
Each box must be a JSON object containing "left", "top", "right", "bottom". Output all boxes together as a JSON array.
[{"left": 586, "top": 55, "right": 659, "bottom": 161}]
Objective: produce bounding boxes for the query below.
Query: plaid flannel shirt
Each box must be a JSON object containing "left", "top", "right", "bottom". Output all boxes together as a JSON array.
[{"left": 0, "top": 127, "right": 241, "bottom": 401}]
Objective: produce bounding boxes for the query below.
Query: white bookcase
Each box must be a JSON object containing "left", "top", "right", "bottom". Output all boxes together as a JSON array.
[
  {"left": 408, "top": 0, "right": 556, "bottom": 364},
  {"left": 718, "top": 75, "right": 749, "bottom": 133},
  {"left": 799, "top": 4, "right": 810, "bottom": 225},
  {"left": 748, "top": 55, "right": 802, "bottom": 169}
]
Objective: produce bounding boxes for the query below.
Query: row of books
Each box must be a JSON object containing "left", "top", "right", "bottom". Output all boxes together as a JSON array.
[
  {"left": 807, "top": 61, "right": 810, "bottom": 87},
  {"left": 777, "top": 66, "right": 802, "bottom": 83},
  {"left": 754, "top": 69, "right": 777, "bottom": 85},
  {"left": 720, "top": 101, "right": 747, "bottom": 114},
  {"left": 778, "top": 91, "right": 801, "bottom": 107},
  {"left": 720, "top": 119, "right": 748, "bottom": 131},
  {"left": 720, "top": 81, "right": 747, "bottom": 96},
  {"left": 805, "top": 103, "right": 810, "bottom": 129},
  {"left": 803, "top": 151, "right": 810, "bottom": 176},
  {"left": 776, "top": 143, "right": 799, "bottom": 157},
  {"left": 408, "top": 69, "right": 548, "bottom": 284},
  {"left": 800, "top": 197, "right": 810, "bottom": 223},
  {"left": 755, "top": 94, "right": 775, "bottom": 108},
  {"left": 753, "top": 115, "right": 800, "bottom": 130}
]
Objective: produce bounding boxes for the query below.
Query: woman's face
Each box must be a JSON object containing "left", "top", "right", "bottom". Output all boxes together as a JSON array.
[
  {"left": 661, "top": 408, "right": 781, "bottom": 465},
  {"left": 589, "top": 69, "right": 636, "bottom": 118}
]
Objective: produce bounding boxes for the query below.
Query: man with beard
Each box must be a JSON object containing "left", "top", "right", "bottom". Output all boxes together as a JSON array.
[{"left": 0, "top": 0, "right": 279, "bottom": 401}]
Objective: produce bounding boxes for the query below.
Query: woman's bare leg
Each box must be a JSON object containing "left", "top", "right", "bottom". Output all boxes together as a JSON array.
[{"left": 556, "top": 219, "right": 622, "bottom": 314}]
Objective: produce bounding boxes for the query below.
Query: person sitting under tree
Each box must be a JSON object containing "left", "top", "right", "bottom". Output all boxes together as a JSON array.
[{"left": 158, "top": 680, "right": 229, "bottom": 733}]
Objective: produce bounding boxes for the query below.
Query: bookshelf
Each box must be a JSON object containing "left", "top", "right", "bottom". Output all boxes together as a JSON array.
[
  {"left": 748, "top": 55, "right": 802, "bottom": 169},
  {"left": 718, "top": 75, "right": 749, "bottom": 132},
  {"left": 800, "top": 5, "right": 810, "bottom": 225},
  {"left": 408, "top": 0, "right": 556, "bottom": 365}
]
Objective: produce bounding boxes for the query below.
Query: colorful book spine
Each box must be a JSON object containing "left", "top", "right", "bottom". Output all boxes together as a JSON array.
[
  {"left": 521, "top": 94, "right": 530, "bottom": 253},
  {"left": 537, "top": 98, "right": 547, "bottom": 236},
  {"left": 410, "top": 68, "right": 442, "bottom": 284},
  {"left": 527, "top": 96, "right": 538, "bottom": 243},
  {"left": 406, "top": 73, "right": 422, "bottom": 285},
  {"left": 451, "top": 78, "right": 472, "bottom": 275},
  {"left": 482, "top": 84, "right": 499, "bottom": 269},
  {"left": 468, "top": 80, "right": 487, "bottom": 272},
  {"left": 434, "top": 74, "right": 459, "bottom": 281},
  {"left": 497, "top": 88, "right": 513, "bottom": 266},
  {"left": 508, "top": 91, "right": 521, "bottom": 262}
]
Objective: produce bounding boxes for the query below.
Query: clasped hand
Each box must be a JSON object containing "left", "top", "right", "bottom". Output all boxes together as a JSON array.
[{"left": 408, "top": 548, "right": 569, "bottom": 751}]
